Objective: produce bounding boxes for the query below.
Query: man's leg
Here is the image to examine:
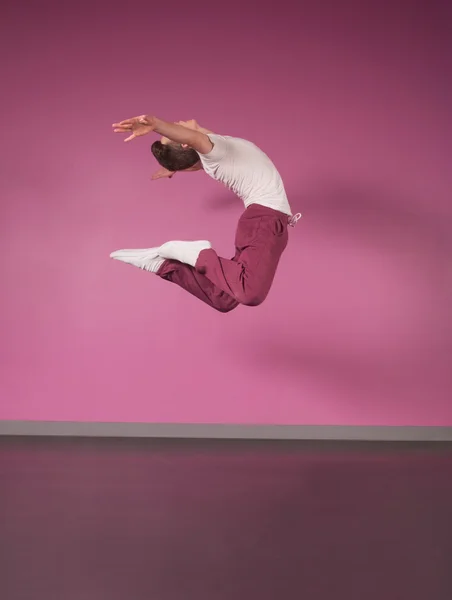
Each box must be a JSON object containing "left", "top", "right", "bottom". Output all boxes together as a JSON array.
[
  {"left": 157, "top": 260, "right": 239, "bottom": 313},
  {"left": 110, "top": 205, "right": 290, "bottom": 310},
  {"left": 159, "top": 205, "right": 289, "bottom": 307},
  {"left": 109, "top": 247, "right": 238, "bottom": 313}
]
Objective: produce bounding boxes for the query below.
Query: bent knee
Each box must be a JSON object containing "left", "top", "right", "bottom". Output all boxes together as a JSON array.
[
  {"left": 217, "top": 304, "right": 238, "bottom": 314},
  {"left": 240, "top": 292, "right": 267, "bottom": 307},
  {"left": 214, "top": 298, "right": 239, "bottom": 313}
]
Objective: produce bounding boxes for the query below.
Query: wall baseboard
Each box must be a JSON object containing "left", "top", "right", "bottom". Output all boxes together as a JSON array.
[{"left": 0, "top": 421, "right": 451, "bottom": 441}]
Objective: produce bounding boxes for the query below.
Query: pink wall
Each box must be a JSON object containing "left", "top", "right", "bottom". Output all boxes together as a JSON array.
[{"left": 1, "top": 0, "right": 451, "bottom": 426}]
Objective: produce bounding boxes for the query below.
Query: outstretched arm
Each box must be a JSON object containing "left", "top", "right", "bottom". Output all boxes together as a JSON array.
[
  {"left": 112, "top": 115, "right": 213, "bottom": 154},
  {"left": 176, "top": 119, "right": 213, "bottom": 135},
  {"left": 160, "top": 120, "right": 213, "bottom": 146}
]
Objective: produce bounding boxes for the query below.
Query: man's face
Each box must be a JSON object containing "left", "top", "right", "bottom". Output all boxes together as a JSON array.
[{"left": 161, "top": 120, "right": 199, "bottom": 146}]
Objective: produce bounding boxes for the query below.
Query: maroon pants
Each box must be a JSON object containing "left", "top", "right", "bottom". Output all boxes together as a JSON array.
[{"left": 157, "top": 204, "right": 289, "bottom": 313}]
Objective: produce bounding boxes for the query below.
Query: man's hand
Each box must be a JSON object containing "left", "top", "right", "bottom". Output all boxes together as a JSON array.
[
  {"left": 113, "top": 115, "right": 213, "bottom": 153},
  {"left": 151, "top": 167, "right": 175, "bottom": 181},
  {"left": 112, "top": 115, "right": 155, "bottom": 142}
]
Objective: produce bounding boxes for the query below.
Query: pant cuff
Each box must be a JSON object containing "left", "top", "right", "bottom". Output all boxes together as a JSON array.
[{"left": 157, "top": 259, "right": 176, "bottom": 278}]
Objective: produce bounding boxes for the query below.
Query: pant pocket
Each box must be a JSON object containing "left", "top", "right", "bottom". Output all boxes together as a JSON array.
[
  {"left": 235, "top": 217, "right": 263, "bottom": 249},
  {"left": 266, "top": 216, "right": 286, "bottom": 236}
]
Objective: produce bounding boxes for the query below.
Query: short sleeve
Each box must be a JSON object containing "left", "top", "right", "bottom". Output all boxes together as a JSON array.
[{"left": 197, "top": 134, "right": 230, "bottom": 163}]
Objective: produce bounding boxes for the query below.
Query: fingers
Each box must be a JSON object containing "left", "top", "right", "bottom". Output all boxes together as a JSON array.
[
  {"left": 151, "top": 168, "right": 175, "bottom": 180},
  {"left": 112, "top": 124, "right": 137, "bottom": 141},
  {"left": 112, "top": 119, "right": 135, "bottom": 127},
  {"left": 113, "top": 115, "right": 147, "bottom": 127}
]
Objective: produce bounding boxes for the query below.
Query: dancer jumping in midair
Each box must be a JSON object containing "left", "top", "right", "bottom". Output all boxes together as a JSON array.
[{"left": 110, "top": 116, "right": 301, "bottom": 313}]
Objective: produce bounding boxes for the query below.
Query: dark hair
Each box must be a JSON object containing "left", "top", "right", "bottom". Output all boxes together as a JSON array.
[{"left": 151, "top": 141, "right": 200, "bottom": 171}]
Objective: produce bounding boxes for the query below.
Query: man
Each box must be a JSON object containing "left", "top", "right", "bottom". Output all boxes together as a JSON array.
[{"left": 110, "top": 115, "right": 301, "bottom": 313}]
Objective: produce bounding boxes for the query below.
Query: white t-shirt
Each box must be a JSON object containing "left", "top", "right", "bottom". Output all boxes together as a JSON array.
[{"left": 197, "top": 134, "right": 292, "bottom": 216}]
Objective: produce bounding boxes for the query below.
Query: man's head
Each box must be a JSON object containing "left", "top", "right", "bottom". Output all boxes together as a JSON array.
[{"left": 151, "top": 141, "right": 201, "bottom": 172}]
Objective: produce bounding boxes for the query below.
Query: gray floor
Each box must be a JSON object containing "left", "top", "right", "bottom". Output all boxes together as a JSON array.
[
  {"left": 2, "top": 421, "right": 452, "bottom": 441},
  {"left": 1, "top": 437, "right": 451, "bottom": 600}
]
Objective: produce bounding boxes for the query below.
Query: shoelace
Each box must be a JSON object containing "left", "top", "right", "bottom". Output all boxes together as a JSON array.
[{"left": 288, "top": 213, "right": 302, "bottom": 227}]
